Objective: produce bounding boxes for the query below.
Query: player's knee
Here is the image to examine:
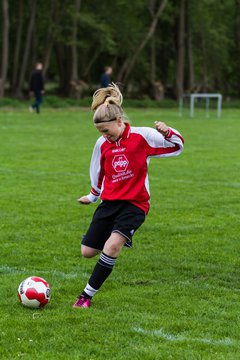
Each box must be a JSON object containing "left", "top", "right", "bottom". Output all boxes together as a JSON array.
[
  {"left": 81, "top": 251, "right": 92, "bottom": 258},
  {"left": 81, "top": 246, "right": 98, "bottom": 258},
  {"left": 104, "top": 233, "right": 126, "bottom": 256},
  {"left": 103, "top": 242, "right": 121, "bottom": 257}
]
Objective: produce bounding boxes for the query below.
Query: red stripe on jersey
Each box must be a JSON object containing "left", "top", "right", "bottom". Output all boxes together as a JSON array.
[
  {"left": 147, "top": 143, "right": 180, "bottom": 157},
  {"left": 166, "top": 128, "right": 184, "bottom": 144},
  {"left": 91, "top": 187, "right": 100, "bottom": 196},
  {"left": 97, "top": 156, "right": 105, "bottom": 190}
]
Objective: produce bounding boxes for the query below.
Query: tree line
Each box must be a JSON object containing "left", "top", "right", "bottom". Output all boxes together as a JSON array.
[{"left": 0, "top": 0, "right": 239, "bottom": 100}]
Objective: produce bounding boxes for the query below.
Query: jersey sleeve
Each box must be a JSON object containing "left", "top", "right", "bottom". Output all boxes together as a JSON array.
[
  {"left": 86, "top": 137, "right": 105, "bottom": 202},
  {"left": 138, "top": 126, "right": 184, "bottom": 158}
]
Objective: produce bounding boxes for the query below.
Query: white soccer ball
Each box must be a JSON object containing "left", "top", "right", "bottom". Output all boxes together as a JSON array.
[{"left": 18, "top": 276, "right": 51, "bottom": 308}]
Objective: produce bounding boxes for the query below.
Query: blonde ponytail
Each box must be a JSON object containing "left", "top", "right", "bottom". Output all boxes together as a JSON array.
[
  {"left": 92, "top": 83, "right": 128, "bottom": 124},
  {"left": 91, "top": 83, "right": 123, "bottom": 111}
]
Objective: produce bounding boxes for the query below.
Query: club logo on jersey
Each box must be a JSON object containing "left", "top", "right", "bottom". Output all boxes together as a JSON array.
[{"left": 112, "top": 154, "right": 129, "bottom": 172}]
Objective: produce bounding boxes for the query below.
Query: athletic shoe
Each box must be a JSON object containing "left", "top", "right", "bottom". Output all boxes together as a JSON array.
[
  {"left": 72, "top": 295, "right": 91, "bottom": 308},
  {"left": 29, "top": 106, "right": 34, "bottom": 113}
]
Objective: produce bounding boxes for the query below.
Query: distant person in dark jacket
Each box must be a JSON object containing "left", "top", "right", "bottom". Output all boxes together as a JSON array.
[
  {"left": 100, "top": 66, "right": 112, "bottom": 88},
  {"left": 29, "top": 62, "right": 44, "bottom": 114}
]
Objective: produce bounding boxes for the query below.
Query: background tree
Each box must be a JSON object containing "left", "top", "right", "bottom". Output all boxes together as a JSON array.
[
  {"left": 186, "top": 0, "right": 194, "bottom": 92},
  {"left": 0, "top": 0, "right": 9, "bottom": 98},
  {"left": 121, "top": 0, "right": 168, "bottom": 83},
  {"left": 176, "top": 0, "right": 186, "bottom": 100},
  {"left": 12, "top": 0, "right": 23, "bottom": 92},
  {"left": 0, "top": 0, "right": 239, "bottom": 99},
  {"left": 71, "top": 0, "right": 81, "bottom": 81},
  {"left": 42, "top": 0, "right": 58, "bottom": 79},
  {"left": 15, "top": 0, "right": 36, "bottom": 98}
]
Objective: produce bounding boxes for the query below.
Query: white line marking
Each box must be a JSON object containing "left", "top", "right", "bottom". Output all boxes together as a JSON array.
[
  {"left": 178, "top": 280, "right": 240, "bottom": 294},
  {"left": 133, "top": 327, "right": 236, "bottom": 346},
  {"left": 3, "top": 265, "right": 237, "bottom": 294},
  {"left": 151, "top": 178, "right": 240, "bottom": 188},
  {"left": 0, "top": 265, "right": 89, "bottom": 279},
  {"left": 0, "top": 167, "right": 86, "bottom": 177}
]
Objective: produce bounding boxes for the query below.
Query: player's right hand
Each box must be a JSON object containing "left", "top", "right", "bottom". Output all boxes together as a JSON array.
[
  {"left": 155, "top": 121, "right": 169, "bottom": 136},
  {"left": 77, "top": 196, "right": 91, "bottom": 205}
]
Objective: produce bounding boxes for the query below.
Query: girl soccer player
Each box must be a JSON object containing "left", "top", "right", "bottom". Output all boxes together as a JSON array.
[{"left": 73, "top": 84, "right": 184, "bottom": 308}]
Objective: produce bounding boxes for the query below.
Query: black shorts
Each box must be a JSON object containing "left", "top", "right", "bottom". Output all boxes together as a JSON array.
[{"left": 81, "top": 200, "right": 145, "bottom": 250}]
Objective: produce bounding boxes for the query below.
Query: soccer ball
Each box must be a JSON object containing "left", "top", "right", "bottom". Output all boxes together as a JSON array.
[{"left": 18, "top": 276, "right": 51, "bottom": 308}]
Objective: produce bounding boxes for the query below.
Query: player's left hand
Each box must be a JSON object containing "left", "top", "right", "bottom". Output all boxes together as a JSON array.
[
  {"left": 155, "top": 121, "right": 169, "bottom": 136},
  {"left": 77, "top": 196, "right": 91, "bottom": 205}
]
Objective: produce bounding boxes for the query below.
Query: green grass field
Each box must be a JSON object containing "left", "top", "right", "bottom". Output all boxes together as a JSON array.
[{"left": 0, "top": 107, "right": 239, "bottom": 359}]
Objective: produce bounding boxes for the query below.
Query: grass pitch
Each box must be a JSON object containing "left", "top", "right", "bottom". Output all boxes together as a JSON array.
[{"left": 0, "top": 107, "right": 239, "bottom": 359}]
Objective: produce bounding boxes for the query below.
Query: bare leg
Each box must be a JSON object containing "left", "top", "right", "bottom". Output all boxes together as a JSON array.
[
  {"left": 81, "top": 232, "right": 125, "bottom": 258},
  {"left": 81, "top": 245, "right": 100, "bottom": 258},
  {"left": 103, "top": 232, "right": 126, "bottom": 257},
  {"left": 76, "top": 232, "right": 126, "bottom": 304}
]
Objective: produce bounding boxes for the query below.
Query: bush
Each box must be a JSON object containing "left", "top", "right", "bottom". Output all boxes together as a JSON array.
[
  {"left": 0, "top": 98, "right": 24, "bottom": 108},
  {"left": 1, "top": 95, "right": 240, "bottom": 109}
]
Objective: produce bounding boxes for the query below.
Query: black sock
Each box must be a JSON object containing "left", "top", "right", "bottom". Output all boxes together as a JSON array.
[{"left": 82, "top": 252, "right": 117, "bottom": 299}]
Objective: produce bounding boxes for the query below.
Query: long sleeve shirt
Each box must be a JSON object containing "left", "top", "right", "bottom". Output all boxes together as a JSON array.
[
  {"left": 86, "top": 123, "right": 184, "bottom": 214},
  {"left": 100, "top": 73, "right": 111, "bottom": 88},
  {"left": 30, "top": 70, "right": 44, "bottom": 92}
]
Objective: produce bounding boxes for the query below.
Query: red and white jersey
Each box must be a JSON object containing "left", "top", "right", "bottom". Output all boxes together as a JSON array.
[{"left": 87, "top": 123, "right": 184, "bottom": 214}]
